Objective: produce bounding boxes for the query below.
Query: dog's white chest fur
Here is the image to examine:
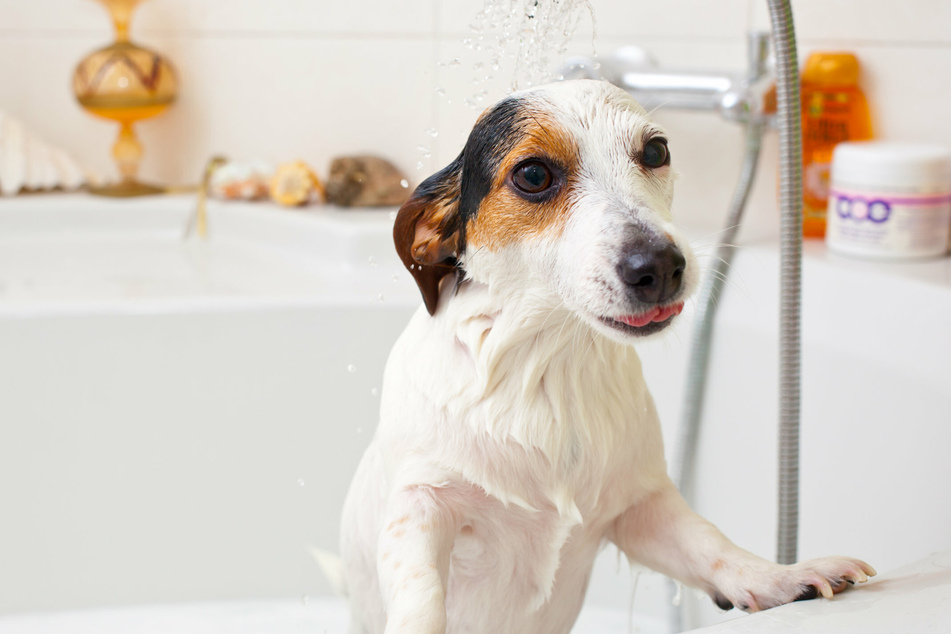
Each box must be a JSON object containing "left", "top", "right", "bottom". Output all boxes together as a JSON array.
[{"left": 342, "top": 280, "right": 668, "bottom": 633}]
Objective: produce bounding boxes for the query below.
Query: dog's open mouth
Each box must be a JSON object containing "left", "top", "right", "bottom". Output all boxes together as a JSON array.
[{"left": 601, "top": 302, "right": 684, "bottom": 336}]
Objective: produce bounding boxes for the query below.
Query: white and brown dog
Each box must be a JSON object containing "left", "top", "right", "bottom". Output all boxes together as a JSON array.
[{"left": 339, "top": 80, "right": 873, "bottom": 633}]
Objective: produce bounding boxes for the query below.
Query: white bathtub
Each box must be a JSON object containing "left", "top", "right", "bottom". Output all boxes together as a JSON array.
[
  {"left": 0, "top": 194, "right": 420, "bottom": 612},
  {"left": 1, "top": 194, "right": 949, "bottom": 631}
]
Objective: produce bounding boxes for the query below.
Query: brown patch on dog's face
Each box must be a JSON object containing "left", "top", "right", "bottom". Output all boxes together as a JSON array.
[
  {"left": 393, "top": 155, "right": 464, "bottom": 315},
  {"left": 465, "top": 112, "right": 579, "bottom": 251}
]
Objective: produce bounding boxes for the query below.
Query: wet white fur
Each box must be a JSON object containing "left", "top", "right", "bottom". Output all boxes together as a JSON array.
[{"left": 340, "top": 81, "right": 873, "bottom": 634}]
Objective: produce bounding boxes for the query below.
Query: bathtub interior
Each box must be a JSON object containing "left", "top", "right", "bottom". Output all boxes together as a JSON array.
[{"left": 1, "top": 194, "right": 950, "bottom": 631}]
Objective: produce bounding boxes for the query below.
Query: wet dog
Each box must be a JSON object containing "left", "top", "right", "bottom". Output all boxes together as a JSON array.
[{"left": 339, "top": 80, "right": 874, "bottom": 633}]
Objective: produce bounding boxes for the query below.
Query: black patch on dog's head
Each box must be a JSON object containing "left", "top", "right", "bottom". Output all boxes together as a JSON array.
[
  {"left": 457, "top": 97, "right": 529, "bottom": 246},
  {"left": 393, "top": 96, "right": 530, "bottom": 314}
]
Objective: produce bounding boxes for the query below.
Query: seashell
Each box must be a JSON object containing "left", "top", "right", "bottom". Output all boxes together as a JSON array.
[
  {"left": 208, "top": 159, "right": 272, "bottom": 201},
  {"left": 269, "top": 160, "right": 325, "bottom": 207},
  {"left": 325, "top": 155, "right": 411, "bottom": 207},
  {"left": 0, "top": 111, "right": 89, "bottom": 196}
]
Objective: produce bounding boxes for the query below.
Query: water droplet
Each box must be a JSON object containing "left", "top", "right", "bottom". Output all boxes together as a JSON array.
[
  {"left": 371, "top": 387, "right": 380, "bottom": 397},
  {"left": 425, "top": 127, "right": 439, "bottom": 138},
  {"left": 389, "top": 211, "right": 398, "bottom": 220},
  {"left": 297, "top": 478, "right": 305, "bottom": 487},
  {"left": 368, "top": 256, "right": 377, "bottom": 267},
  {"left": 392, "top": 274, "right": 400, "bottom": 282},
  {"left": 399, "top": 179, "right": 409, "bottom": 189},
  {"left": 416, "top": 145, "right": 430, "bottom": 153},
  {"left": 448, "top": 58, "right": 461, "bottom": 67},
  {"left": 593, "top": 62, "right": 601, "bottom": 70},
  {"left": 377, "top": 293, "right": 385, "bottom": 302},
  {"left": 416, "top": 161, "right": 424, "bottom": 171},
  {"left": 347, "top": 364, "right": 357, "bottom": 374},
  {"left": 301, "top": 594, "right": 309, "bottom": 606},
  {"left": 435, "top": 87, "right": 447, "bottom": 97}
]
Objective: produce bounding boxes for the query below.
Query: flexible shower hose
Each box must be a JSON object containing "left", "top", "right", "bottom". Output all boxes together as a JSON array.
[
  {"left": 671, "top": 120, "right": 765, "bottom": 496},
  {"left": 668, "top": 2, "right": 801, "bottom": 630},
  {"left": 668, "top": 120, "right": 765, "bottom": 634},
  {"left": 766, "top": 0, "right": 802, "bottom": 569},
  {"left": 674, "top": 1, "right": 802, "bottom": 567}
]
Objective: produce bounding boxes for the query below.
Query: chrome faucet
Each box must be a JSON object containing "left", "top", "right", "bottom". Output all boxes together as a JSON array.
[{"left": 562, "top": 31, "right": 774, "bottom": 124}]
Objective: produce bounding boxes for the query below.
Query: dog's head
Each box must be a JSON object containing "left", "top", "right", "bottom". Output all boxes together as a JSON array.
[{"left": 394, "top": 79, "right": 698, "bottom": 341}]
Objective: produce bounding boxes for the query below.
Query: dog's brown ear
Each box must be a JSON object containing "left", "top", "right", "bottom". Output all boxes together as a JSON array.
[{"left": 394, "top": 154, "right": 464, "bottom": 315}]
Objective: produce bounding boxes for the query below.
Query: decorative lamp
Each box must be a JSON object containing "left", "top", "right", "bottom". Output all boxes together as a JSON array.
[{"left": 73, "top": 0, "right": 177, "bottom": 196}]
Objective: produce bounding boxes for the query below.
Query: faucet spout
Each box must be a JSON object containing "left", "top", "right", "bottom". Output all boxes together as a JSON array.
[{"left": 183, "top": 155, "right": 228, "bottom": 240}]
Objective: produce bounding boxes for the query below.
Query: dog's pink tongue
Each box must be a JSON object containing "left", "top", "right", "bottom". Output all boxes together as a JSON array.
[{"left": 617, "top": 302, "right": 684, "bottom": 327}]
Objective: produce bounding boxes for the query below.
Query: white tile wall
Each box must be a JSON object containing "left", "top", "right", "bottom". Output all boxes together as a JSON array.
[
  {"left": 2, "top": 0, "right": 949, "bottom": 241},
  {"left": 4, "top": 0, "right": 947, "bottom": 242}
]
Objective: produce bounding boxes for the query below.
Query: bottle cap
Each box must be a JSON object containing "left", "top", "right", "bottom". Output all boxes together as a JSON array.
[
  {"left": 802, "top": 53, "right": 860, "bottom": 87},
  {"left": 832, "top": 142, "right": 951, "bottom": 191}
]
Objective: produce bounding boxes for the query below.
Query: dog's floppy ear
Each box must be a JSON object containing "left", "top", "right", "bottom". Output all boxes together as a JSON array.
[{"left": 394, "top": 154, "right": 464, "bottom": 315}]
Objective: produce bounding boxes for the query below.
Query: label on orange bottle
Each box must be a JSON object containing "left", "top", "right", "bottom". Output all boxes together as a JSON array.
[{"left": 801, "top": 88, "right": 872, "bottom": 236}]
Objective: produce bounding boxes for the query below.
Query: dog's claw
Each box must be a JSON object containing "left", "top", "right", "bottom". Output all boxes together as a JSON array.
[
  {"left": 712, "top": 592, "right": 734, "bottom": 611},
  {"left": 794, "top": 585, "right": 818, "bottom": 602}
]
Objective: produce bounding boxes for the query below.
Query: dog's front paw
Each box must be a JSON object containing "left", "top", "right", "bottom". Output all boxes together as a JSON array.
[{"left": 711, "top": 556, "right": 876, "bottom": 612}]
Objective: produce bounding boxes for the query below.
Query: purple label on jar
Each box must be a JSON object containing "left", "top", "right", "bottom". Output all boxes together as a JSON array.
[{"left": 833, "top": 194, "right": 892, "bottom": 224}]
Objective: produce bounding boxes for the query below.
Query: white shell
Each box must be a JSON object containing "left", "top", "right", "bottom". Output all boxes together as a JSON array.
[
  {"left": 208, "top": 159, "right": 273, "bottom": 200},
  {"left": 0, "top": 111, "right": 89, "bottom": 196}
]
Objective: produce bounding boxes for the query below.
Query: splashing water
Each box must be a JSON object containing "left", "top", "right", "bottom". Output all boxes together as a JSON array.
[
  {"left": 466, "top": 0, "right": 597, "bottom": 93},
  {"left": 420, "top": 2, "right": 596, "bottom": 195}
]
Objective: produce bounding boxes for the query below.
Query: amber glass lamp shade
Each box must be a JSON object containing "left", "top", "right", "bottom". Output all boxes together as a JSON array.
[{"left": 73, "top": 0, "right": 178, "bottom": 196}]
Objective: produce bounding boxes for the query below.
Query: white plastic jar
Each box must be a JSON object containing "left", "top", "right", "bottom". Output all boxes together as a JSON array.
[{"left": 826, "top": 142, "right": 951, "bottom": 259}]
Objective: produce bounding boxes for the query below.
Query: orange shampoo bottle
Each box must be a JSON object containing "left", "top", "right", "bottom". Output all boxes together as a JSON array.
[{"left": 800, "top": 52, "right": 873, "bottom": 238}]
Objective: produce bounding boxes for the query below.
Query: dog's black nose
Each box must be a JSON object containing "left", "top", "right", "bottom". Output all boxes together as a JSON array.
[{"left": 618, "top": 241, "right": 686, "bottom": 304}]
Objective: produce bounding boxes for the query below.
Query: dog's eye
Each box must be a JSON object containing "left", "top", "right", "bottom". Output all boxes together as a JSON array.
[
  {"left": 642, "top": 138, "right": 670, "bottom": 169},
  {"left": 512, "top": 161, "right": 553, "bottom": 194}
]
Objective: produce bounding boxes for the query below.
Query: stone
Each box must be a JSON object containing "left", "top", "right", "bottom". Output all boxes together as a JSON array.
[{"left": 325, "top": 155, "right": 411, "bottom": 207}]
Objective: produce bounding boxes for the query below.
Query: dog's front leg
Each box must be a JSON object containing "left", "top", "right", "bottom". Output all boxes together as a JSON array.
[
  {"left": 378, "top": 485, "right": 459, "bottom": 634},
  {"left": 611, "top": 481, "right": 875, "bottom": 612}
]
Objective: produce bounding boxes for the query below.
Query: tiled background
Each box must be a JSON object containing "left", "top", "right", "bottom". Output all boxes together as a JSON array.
[{"left": 1, "top": 0, "right": 950, "bottom": 242}]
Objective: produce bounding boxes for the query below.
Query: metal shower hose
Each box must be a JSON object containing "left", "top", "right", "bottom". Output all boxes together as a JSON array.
[{"left": 668, "top": 3, "right": 802, "bottom": 629}]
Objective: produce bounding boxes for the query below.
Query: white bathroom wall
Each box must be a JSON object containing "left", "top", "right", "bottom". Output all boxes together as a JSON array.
[{"left": 1, "top": 0, "right": 950, "bottom": 240}]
